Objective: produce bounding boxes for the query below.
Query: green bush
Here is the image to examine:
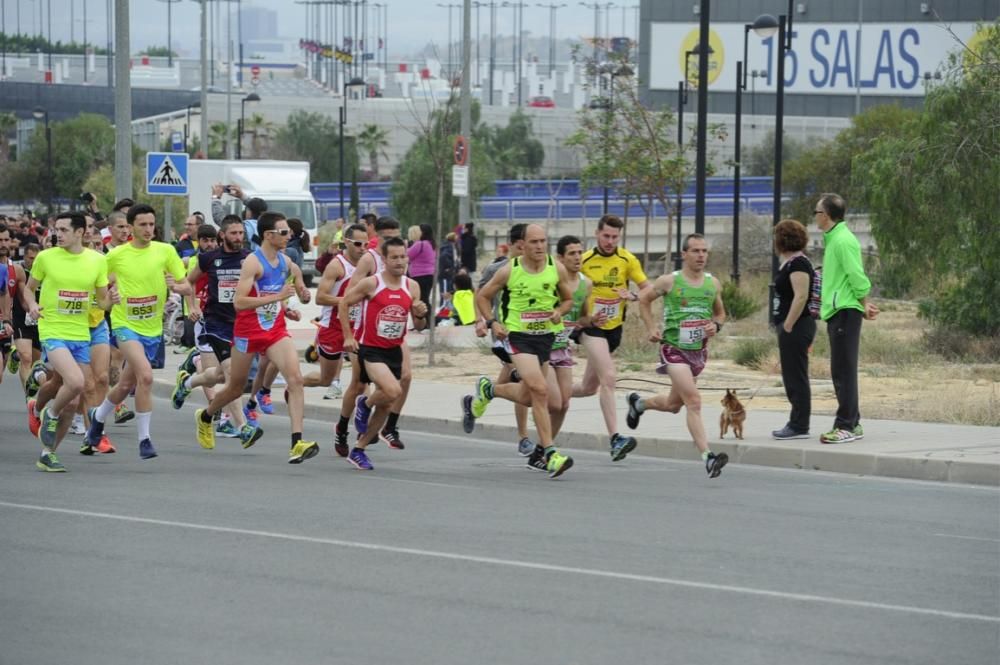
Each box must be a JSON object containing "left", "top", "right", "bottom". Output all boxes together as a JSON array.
[
  {"left": 722, "top": 281, "right": 762, "bottom": 321},
  {"left": 732, "top": 337, "right": 772, "bottom": 369}
]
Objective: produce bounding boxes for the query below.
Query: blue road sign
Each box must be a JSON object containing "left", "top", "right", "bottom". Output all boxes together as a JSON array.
[
  {"left": 146, "top": 152, "right": 189, "bottom": 196},
  {"left": 170, "top": 131, "right": 184, "bottom": 152}
]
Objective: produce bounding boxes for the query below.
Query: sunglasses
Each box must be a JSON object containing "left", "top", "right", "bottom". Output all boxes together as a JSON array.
[
  {"left": 345, "top": 240, "right": 365, "bottom": 248},
  {"left": 267, "top": 228, "right": 290, "bottom": 236}
]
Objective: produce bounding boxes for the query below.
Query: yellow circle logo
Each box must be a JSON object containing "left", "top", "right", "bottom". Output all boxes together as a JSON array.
[
  {"left": 680, "top": 28, "right": 725, "bottom": 87},
  {"left": 964, "top": 24, "right": 997, "bottom": 75}
]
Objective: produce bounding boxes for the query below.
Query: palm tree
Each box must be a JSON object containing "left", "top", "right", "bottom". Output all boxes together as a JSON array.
[
  {"left": 208, "top": 122, "right": 235, "bottom": 159},
  {"left": 244, "top": 112, "right": 276, "bottom": 159},
  {"left": 356, "top": 124, "right": 390, "bottom": 179},
  {"left": 0, "top": 112, "right": 16, "bottom": 165}
]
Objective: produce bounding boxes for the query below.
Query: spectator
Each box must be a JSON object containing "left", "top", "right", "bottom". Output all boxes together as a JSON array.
[
  {"left": 460, "top": 222, "right": 478, "bottom": 273},
  {"left": 174, "top": 214, "right": 202, "bottom": 262},
  {"left": 438, "top": 231, "right": 457, "bottom": 294},
  {"left": 450, "top": 272, "right": 476, "bottom": 326},
  {"left": 284, "top": 217, "right": 310, "bottom": 269},
  {"left": 406, "top": 224, "right": 422, "bottom": 246},
  {"left": 771, "top": 219, "right": 817, "bottom": 440},
  {"left": 814, "top": 193, "right": 879, "bottom": 444},
  {"left": 362, "top": 212, "right": 378, "bottom": 248},
  {"left": 407, "top": 223, "right": 437, "bottom": 323}
]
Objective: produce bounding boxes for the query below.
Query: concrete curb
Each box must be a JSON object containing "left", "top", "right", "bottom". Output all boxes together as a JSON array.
[{"left": 152, "top": 377, "right": 1000, "bottom": 487}]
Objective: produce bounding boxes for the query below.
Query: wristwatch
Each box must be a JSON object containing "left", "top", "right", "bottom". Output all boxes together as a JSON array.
[
  {"left": 713, "top": 320, "right": 723, "bottom": 333},
  {"left": 484, "top": 318, "right": 496, "bottom": 328}
]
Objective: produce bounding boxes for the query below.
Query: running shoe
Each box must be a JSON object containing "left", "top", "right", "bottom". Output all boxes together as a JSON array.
[
  {"left": 546, "top": 449, "right": 574, "bottom": 479},
  {"left": 39, "top": 407, "right": 58, "bottom": 446},
  {"left": 625, "top": 392, "right": 643, "bottom": 430},
  {"left": 354, "top": 395, "right": 371, "bottom": 435},
  {"left": 242, "top": 404, "right": 259, "bottom": 428},
  {"left": 526, "top": 446, "right": 548, "bottom": 472},
  {"left": 819, "top": 428, "right": 857, "bottom": 444},
  {"left": 323, "top": 381, "right": 343, "bottom": 400},
  {"left": 179, "top": 347, "right": 199, "bottom": 376},
  {"left": 95, "top": 436, "right": 116, "bottom": 454},
  {"left": 517, "top": 437, "right": 535, "bottom": 457},
  {"left": 6, "top": 351, "right": 19, "bottom": 374},
  {"left": 216, "top": 419, "right": 240, "bottom": 438},
  {"left": 771, "top": 425, "right": 810, "bottom": 440},
  {"left": 239, "top": 424, "right": 264, "bottom": 449},
  {"left": 347, "top": 447, "right": 374, "bottom": 470},
  {"left": 36, "top": 452, "right": 66, "bottom": 473},
  {"left": 24, "top": 361, "right": 46, "bottom": 398},
  {"left": 288, "top": 440, "right": 320, "bottom": 464},
  {"left": 195, "top": 409, "right": 216, "bottom": 450},
  {"left": 705, "top": 452, "right": 728, "bottom": 478},
  {"left": 852, "top": 424, "right": 865, "bottom": 440},
  {"left": 380, "top": 428, "right": 405, "bottom": 450},
  {"left": 114, "top": 403, "right": 135, "bottom": 424},
  {"left": 139, "top": 438, "right": 158, "bottom": 460},
  {"left": 471, "top": 376, "right": 494, "bottom": 418},
  {"left": 256, "top": 391, "right": 274, "bottom": 415},
  {"left": 460, "top": 394, "right": 475, "bottom": 434},
  {"left": 172, "top": 370, "right": 192, "bottom": 410},
  {"left": 79, "top": 440, "right": 98, "bottom": 455},
  {"left": 83, "top": 407, "right": 104, "bottom": 447},
  {"left": 26, "top": 399, "right": 41, "bottom": 437},
  {"left": 70, "top": 414, "right": 86, "bottom": 435},
  {"left": 610, "top": 433, "right": 637, "bottom": 462},
  {"left": 333, "top": 425, "right": 350, "bottom": 457}
]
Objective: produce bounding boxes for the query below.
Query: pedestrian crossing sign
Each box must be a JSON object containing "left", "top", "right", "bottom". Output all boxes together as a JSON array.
[{"left": 146, "top": 152, "right": 189, "bottom": 196}]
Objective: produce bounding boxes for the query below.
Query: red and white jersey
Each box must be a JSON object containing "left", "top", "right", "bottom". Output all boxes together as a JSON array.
[
  {"left": 358, "top": 273, "right": 412, "bottom": 349},
  {"left": 366, "top": 247, "right": 385, "bottom": 275},
  {"left": 318, "top": 254, "right": 357, "bottom": 328}
]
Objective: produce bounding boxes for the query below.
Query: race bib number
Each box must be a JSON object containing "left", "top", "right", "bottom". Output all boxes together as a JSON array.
[
  {"left": 520, "top": 310, "right": 551, "bottom": 335},
  {"left": 57, "top": 290, "right": 88, "bottom": 315},
  {"left": 218, "top": 280, "right": 238, "bottom": 304},
  {"left": 593, "top": 298, "right": 620, "bottom": 321},
  {"left": 126, "top": 295, "right": 159, "bottom": 321},
  {"left": 348, "top": 304, "right": 362, "bottom": 327},
  {"left": 376, "top": 305, "right": 407, "bottom": 340},
  {"left": 554, "top": 326, "right": 573, "bottom": 345},
  {"left": 679, "top": 319, "right": 710, "bottom": 347},
  {"left": 257, "top": 300, "right": 280, "bottom": 324}
]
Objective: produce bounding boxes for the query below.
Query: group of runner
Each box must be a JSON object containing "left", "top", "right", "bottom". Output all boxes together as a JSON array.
[{"left": 5, "top": 201, "right": 727, "bottom": 480}]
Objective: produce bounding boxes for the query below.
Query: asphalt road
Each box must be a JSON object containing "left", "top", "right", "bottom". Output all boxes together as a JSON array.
[{"left": 1, "top": 376, "right": 998, "bottom": 665}]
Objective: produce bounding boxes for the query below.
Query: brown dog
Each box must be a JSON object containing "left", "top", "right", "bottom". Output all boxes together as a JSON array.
[{"left": 720, "top": 389, "right": 746, "bottom": 440}]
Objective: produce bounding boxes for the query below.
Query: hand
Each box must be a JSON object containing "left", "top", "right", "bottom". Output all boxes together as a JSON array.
[
  {"left": 165, "top": 273, "right": 176, "bottom": 290},
  {"left": 279, "top": 283, "right": 296, "bottom": 300},
  {"left": 343, "top": 336, "right": 359, "bottom": 354},
  {"left": 647, "top": 327, "right": 661, "bottom": 343},
  {"left": 549, "top": 311, "right": 562, "bottom": 325},
  {"left": 704, "top": 321, "right": 718, "bottom": 339},
  {"left": 1, "top": 322, "right": 12, "bottom": 337},
  {"left": 188, "top": 305, "right": 203, "bottom": 322},
  {"left": 285, "top": 309, "right": 302, "bottom": 322},
  {"left": 412, "top": 301, "right": 428, "bottom": 319},
  {"left": 783, "top": 321, "right": 793, "bottom": 334},
  {"left": 297, "top": 286, "right": 311, "bottom": 304},
  {"left": 229, "top": 184, "right": 245, "bottom": 199},
  {"left": 492, "top": 322, "right": 509, "bottom": 341},
  {"left": 864, "top": 302, "right": 880, "bottom": 321},
  {"left": 474, "top": 319, "right": 488, "bottom": 338},
  {"left": 211, "top": 183, "right": 225, "bottom": 198},
  {"left": 616, "top": 288, "right": 636, "bottom": 302},
  {"left": 591, "top": 310, "right": 608, "bottom": 327},
  {"left": 109, "top": 285, "right": 121, "bottom": 305}
]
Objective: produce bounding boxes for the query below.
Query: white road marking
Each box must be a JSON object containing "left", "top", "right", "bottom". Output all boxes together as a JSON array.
[
  {"left": 2, "top": 500, "right": 997, "bottom": 624},
  {"left": 933, "top": 533, "right": 1000, "bottom": 543}
]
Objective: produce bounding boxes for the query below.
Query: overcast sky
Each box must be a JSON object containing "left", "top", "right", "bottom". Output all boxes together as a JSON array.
[{"left": 7, "top": 0, "right": 641, "bottom": 59}]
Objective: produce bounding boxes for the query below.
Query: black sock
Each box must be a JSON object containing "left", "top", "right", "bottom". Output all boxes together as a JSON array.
[
  {"left": 291, "top": 432, "right": 302, "bottom": 448},
  {"left": 337, "top": 415, "right": 349, "bottom": 433},
  {"left": 247, "top": 397, "right": 258, "bottom": 409},
  {"left": 260, "top": 387, "right": 271, "bottom": 396},
  {"left": 385, "top": 412, "right": 400, "bottom": 432},
  {"left": 200, "top": 410, "right": 214, "bottom": 424}
]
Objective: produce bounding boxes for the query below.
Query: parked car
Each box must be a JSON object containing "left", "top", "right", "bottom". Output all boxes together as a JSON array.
[{"left": 528, "top": 95, "right": 555, "bottom": 108}]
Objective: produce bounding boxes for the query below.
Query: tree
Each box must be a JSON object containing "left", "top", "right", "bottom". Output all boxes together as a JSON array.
[
  {"left": 854, "top": 22, "right": 1000, "bottom": 335},
  {"left": 243, "top": 112, "right": 276, "bottom": 158},
  {"left": 356, "top": 124, "right": 390, "bottom": 179},
  {"left": 139, "top": 46, "right": 178, "bottom": 58},
  {"left": 208, "top": 122, "right": 234, "bottom": 159},
  {"left": 743, "top": 129, "right": 807, "bottom": 178},
  {"left": 0, "top": 112, "right": 16, "bottom": 164},
  {"left": 272, "top": 110, "right": 357, "bottom": 182},
  {"left": 482, "top": 109, "right": 545, "bottom": 179}
]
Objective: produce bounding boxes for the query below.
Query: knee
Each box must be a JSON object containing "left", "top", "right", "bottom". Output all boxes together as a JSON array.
[
  {"left": 383, "top": 382, "right": 403, "bottom": 403},
  {"left": 284, "top": 371, "right": 304, "bottom": 391},
  {"left": 63, "top": 373, "right": 85, "bottom": 395},
  {"left": 527, "top": 379, "right": 548, "bottom": 403},
  {"left": 399, "top": 369, "right": 412, "bottom": 386},
  {"left": 135, "top": 369, "right": 153, "bottom": 389},
  {"left": 598, "top": 368, "right": 618, "bottom": 388},
  {"left": 684, "top": 394, "right": 702, "bottom": 412}
]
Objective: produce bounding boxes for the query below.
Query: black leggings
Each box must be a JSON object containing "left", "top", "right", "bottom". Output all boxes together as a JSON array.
[
  {"left": 413, "top": 274, "right": 435, "bottom": 321},
  {"left": 777, "top": 316, "right": 816, "bottom": 433}
]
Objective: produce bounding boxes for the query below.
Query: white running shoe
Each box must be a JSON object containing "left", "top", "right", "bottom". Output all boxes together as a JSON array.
[
  {"left": 323, "top": 381, "right": 343, "bottom": 400},
  {"left": 70, "top": 414, "right": 86, "bottom": 435}
]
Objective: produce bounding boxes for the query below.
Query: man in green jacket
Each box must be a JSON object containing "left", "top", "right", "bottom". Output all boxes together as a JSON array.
[{"left": 815, "top": 193, "right": 879, "bottom": 444}]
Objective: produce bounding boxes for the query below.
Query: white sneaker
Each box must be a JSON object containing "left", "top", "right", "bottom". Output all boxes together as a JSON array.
[
  {"left": 70, "top": 414, "right": 86, "bottom": 435},
  {"left": 323, "top": 381, "right": 343, "bottom": 400}
]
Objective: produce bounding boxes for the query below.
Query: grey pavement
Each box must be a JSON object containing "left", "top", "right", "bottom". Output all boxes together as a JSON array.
[
  {"left": 1, "top": 371, "right": 998, "bottom": 665},
  {"left": 151, "top": 312, "right": 1000, "bottom": 487}
]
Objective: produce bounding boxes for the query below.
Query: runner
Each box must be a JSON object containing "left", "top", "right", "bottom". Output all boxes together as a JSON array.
[
  {"left": 573, "top": 214, "right": 651, "bottom": 461},
  {"left": 626, "top": 233, "right": 729, "bottom": 478},
  {"left": 304, "top": 222, "right": 368, "bottom": 455},
  {"left": 21, "top": 211, "right": 111, "bottom": 472},
  {"left": 192, "top": 211, "right": 318, "bottom": 463},
  {"left": 461, "top": 224, "right": 576, "bottom": 479},
  {"left": 0, "top": 225, "right": 14, "bottom": 378},
  {"left": 83, "top": 204, "right": 191, "bottom": 460},
  {"left": 103, "top": 210, "right": 136, "bottom": 425},
  {"left": 334, "top": 216, "right": 408, "bottom": 452},
  {"left": 172, "top": 218, "right": 257, "bottom": 446},
  {"left": 8, "top": 243, "right": 42, "bottom": 397},
  {"left": 339, "top": 236, "right": 428, "bottom": 470},
  {"left": 548, "top": 235, "right": 604, "bottom": 437}
]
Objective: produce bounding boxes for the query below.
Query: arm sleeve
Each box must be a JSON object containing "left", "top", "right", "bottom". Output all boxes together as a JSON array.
[
  {"left": 95, "top": 257, "right": 109, "bottom": 289},
  {"left": 835, "top": 238, "right": 871, "bottom": 300},
  {"left": 628, "top": 253, "right": 649, "bottom": 286},
  {"left": 211, "top": 198, "right": 226, "bottom": 225},
  {"left": 166, "top": 246, "right": 188, "bottom": 280}
]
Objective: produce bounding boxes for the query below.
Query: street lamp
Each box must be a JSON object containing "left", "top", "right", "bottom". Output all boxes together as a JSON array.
[
  {"left": 184, "top": 101, "right": 202, "bottom": 153},
  {"left": 32, "top": 106, "right": 53, "bottom": 213},
  {"left": 748, "top": 5, "right": 789, "bottom": 325},
  {"left": 236, "top": 92, "right": 259, "bottom": 160},
  {"left": 156, "top": 0, "right": 182, "bottom": 68},
  {"left": 340, "top": 76, "right": 366, "bottom": 219},
  {"left": 674, "top": 42, "right": 712, "bottom": 269},
  {"left": 537, "top": 3, "right": 567, "bottom": 78},
  {"left": 599, "top": 61, "right": 632, "bottom": 214}
]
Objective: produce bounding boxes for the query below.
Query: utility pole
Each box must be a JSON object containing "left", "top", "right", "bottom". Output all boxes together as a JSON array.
[
  {"left": 114, "top": 0, "right": 131, "bottom": 201},
  {"left": 460, "top": 0, "right": 471, "bottom": 228},
  {"left": 537, "top": 3, "right": 567, "bottom": 77},
  {"left": 200, "top": 0, "right": 209, "bottom": 157},
  {"left": 693, "top": 0, "right": 708, "bottom": 235},
  {"left": 105, "top": 0, "right": 112, "bottom": 87}
]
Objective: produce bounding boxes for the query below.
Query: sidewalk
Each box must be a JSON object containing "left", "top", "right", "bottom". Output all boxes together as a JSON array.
[{"left": 152, "top": 322, "right": 1000, "bottom": 487}]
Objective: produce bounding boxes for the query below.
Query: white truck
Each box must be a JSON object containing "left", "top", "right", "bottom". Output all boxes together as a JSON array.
[{"left": 187, "top": 159, "right": 321, "bottom": 284}]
